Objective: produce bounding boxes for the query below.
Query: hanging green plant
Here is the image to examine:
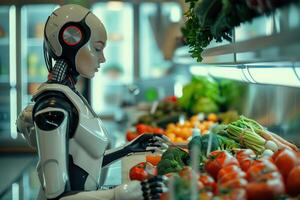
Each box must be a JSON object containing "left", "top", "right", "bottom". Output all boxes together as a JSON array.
[{"left": 182, "top": 0, "right": 297, "bottom": 62}]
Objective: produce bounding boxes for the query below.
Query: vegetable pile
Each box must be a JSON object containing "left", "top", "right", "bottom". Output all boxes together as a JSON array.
[
  {"left": 154, "top": 115, "right": 300, "bottom": 199},
  {"left": 217, "top": 116, "right": 299, "bottom": 154},
  {"left": 157, "top": 147, "right": 300, "bottom": 199}
]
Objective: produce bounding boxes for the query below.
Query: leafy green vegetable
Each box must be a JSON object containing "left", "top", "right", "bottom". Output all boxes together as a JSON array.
[
  {"left": 157, "top": 147, "right": 189, "bottom": 175},
  {"left": 182, "top": 0, "right": 291, "bottom": 62},
  {"left": 187, "top": 134, "right": 220, "bottom": 164},
  {"left": 178, "top": 76, "right": 221, "bottom": 114}
]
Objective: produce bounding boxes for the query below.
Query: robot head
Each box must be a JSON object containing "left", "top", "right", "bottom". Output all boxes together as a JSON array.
[{"left": 44, "top": 4, "right": 107, "bottom": 79}]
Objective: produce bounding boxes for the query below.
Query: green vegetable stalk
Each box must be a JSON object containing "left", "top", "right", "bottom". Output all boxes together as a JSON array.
[{"left": 227, "top": 124, "right": 266, "bottom": 153}]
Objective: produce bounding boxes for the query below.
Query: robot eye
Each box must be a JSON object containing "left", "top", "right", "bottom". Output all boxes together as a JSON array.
[{"left": 62, "top": 25, "right": 82, "bottom": 46}]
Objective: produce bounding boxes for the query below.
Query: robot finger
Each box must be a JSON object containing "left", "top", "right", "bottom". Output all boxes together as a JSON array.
[
  {"left": 145, "top": 147, "right": 164, "bottom": 154},
  {"left": 149, "top": 194, "right": 161, "bottom": 200},
  {"left": 152, "top": 135, "right": 170, "bottom": 143},
  {"left": 142, "top": 187, "right": 163, "bottom": 200},
  {"left": 149, "top": 141, "right": 168, "bottom": 149}
]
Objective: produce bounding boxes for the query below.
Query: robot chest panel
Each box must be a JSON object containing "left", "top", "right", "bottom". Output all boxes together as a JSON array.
[{"left": 74, "top": 115, "right": 109, "bottom": 158}]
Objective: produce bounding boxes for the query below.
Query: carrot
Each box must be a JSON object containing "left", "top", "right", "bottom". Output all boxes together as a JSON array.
[
  {"left": 267, "top": 131, "right": 298, "bottom": 151},
  {"left": 256, "top": 129, "right": 292, "bottom": 150}
]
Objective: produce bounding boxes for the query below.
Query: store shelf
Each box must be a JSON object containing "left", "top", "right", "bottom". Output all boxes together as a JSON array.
[
  {"left": 178, "top": 3, "right": 300, "bottom": 66},
  {"left": 201, "top": 26, "right": 300, "bottom": 64}
]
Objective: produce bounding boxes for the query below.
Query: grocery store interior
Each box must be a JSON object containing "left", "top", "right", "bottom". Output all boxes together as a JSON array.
[{"left": 0, "top": 0, "right": 300, "bottom": 199}]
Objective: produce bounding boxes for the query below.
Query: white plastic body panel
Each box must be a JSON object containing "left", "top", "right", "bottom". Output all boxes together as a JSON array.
[
  {"left": 35, "top": 108, "right": 69, "bottom": 199},
  {"left": 34, "top": 83, "right": 109, "bottom": 190}
]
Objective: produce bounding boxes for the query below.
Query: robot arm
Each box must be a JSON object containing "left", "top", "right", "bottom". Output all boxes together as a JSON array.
[
  {"left": 34, "top": 106, "right": 70, "bottom": 199},
  {"left": 16, "top": 103, "right": 37, "bottom": 148},
  {"left": 59, "top": 176, "right": 167, "bottom": 200},
  {"left": 102, "top": 134, "right": 169, "bottom": 167}
]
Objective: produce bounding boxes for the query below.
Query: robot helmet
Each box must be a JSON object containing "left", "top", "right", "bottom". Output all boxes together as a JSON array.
[{"left": 44, "top": 4, "right": 107, "bottom": 78}]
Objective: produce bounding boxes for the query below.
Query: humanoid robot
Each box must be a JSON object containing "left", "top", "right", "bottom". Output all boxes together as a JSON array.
[{"left": 16, "top": 4, "right": 168, "bottom": 200}]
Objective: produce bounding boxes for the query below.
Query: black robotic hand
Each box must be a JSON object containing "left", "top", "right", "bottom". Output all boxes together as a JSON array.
[
  {"left": 125, "top": 133, "right": 169, "bottom": 154},
  {"left": 141, "top": 176, "right": 168, "bottom": 200}
]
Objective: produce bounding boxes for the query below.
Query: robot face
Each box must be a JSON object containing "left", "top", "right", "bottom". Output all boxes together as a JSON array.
[{"left": 75, "top": 13, "right": 107, "bottom": 79}]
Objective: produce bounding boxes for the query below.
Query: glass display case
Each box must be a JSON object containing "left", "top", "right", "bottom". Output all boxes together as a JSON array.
[
  {"left": 0, "top": 5, "right": 16, "bottom": 139},
  {"left": 20, "top": 4, "right": 58, "bottom": 110},
  {"left": 91, "top": 2, "right": 133, "bottom": 114},
  {"left": 139, "top": 2, "right": 182, "bottom": 79}
]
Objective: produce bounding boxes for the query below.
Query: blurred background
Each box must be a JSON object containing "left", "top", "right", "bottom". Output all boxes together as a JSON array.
[{"left": 0, "top": 0, "right": 300, "bottom": 199}]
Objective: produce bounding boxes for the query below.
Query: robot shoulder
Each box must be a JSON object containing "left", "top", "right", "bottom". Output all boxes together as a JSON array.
[{"left": 33, "top": 91, "right": 78, "bottom": 135}]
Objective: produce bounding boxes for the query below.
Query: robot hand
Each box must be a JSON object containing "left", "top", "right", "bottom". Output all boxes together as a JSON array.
[
  {"left": 16, "top": 104, "right": 37, "bottom": 148},
  {"left": 141, "top": 176, "right": 168, "bottom": 200},
  {"left": 125, "top": 133, "right": 169, "bottom": 154},
  {"left": 114, "top": 176, "right": 168, "bottom": 200}
]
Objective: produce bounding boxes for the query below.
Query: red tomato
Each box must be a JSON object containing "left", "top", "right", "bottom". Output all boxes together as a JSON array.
[
  {"left": 217, "top": 165, "right": 242, "bottom": 181},
  {"left": 126, "top": 131, "right": 138, "bottom": 141},
  {"left": 218, "top": 189, "right": 247, "bottom": 200},
  {"left": 179, "top": 166, "right": 197, "bottom": 180},
  {"left": 136, "top": 124, "right": 150, "bottom": 134},
  {"left": 198, "top": 191, "right": 214, "bottom": 200},
  {"left": 218, "top": 171, "right": 246, "bottom": 184},
  {"left": 257, "top": 171, "right": 283, "bottom": 182},
  {"left": 205, "top": 150, "right": 239, "bottom": 180},
  {"left": 129, "top": 162, "right": 156, "bottom": 181},
  {"left": 239, "top": 157, "right": 262, "bottom": 172},
  {"left": 246, "top": 159, "right": 278, "bottom": 182},
  {"left": 152, "top": 127, "right": 165, "bottom": 134},
  {"left": 274, "top": 148, "right": 298, "bottom": 181},
  {"left": 199, "top": 174, "right": 217, "bottom": 193},
  {"left": 272, "top": 148, "right": 286, "bottom": 161},
  {"left": 220, "top": 178, "right": 248, "bottom": 190},
  {"left": 236, "top": 149, "right": 256, "bottom": 162},
  {"left": 164, "top": 96, "right": 177, "bottom": 103},
  {"left": 286, "top": 166, "right": 300, "bottom": 197},
  {"left": 246, "top": 178, "right": 285, "bottom": 200}
]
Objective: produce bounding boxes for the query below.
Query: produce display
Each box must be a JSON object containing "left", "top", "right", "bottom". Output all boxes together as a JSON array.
[
  {"left": 136, "top": 97, "right": 184, "bottom": 128},
  {"left": 124, "top": 76, "right": 300, "bottom": 199},
  {"left": 125, "top": 114, "right": 299, "bottom": 199},
  {"left": 164, "top": 113, "right": 218, "bottom": 143},
  {"left": 215, "top": 116, "right": 299, "bottom": 153},
  {"left": 179, "top": 76, "right": 244, "bottom": 115},
  {"left": 156, "top": 145, "right": 300, "bottom": 199}
]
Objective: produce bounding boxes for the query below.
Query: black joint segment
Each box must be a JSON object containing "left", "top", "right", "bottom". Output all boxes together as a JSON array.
[
  {"left": 150, "top": 194, "right": 161, "bottom": 200},
  {"left": 150, "top": 188, "right": 163, "bottom": 195},
  {"left": 35, "top": 111, "right": 65, "bottom": 131}
]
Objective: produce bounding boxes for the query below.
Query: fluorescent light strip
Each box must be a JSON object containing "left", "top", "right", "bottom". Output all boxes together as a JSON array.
[
  {"left": 12, "top": 183, "right": 19, "bottom": 200},
  {"left": 9, "top": 5, "right": 17, "bottom": 139},
  {"left": 189, "top": 65, "right": 209, "bottom": 77},
  {"left": 10, "top": 89, "right": 17, "bottom": 139},
  {"left": 293, "top": 62, "right": 300, "bottom": 80},
  {"left": 9, "top": 5, "right": 16, "bottom": 87},
  {"left": 208, "top": 66, "right": 248, "bottom": 82},
  {"left": 174, "top": 82, "right": 183, "bottom": 97},
  {"left": 248, "top": 67, "right": 300, "bottom": 87},
  {"left": 107, "top": 1, "right": 123, "bottom": 11}
]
